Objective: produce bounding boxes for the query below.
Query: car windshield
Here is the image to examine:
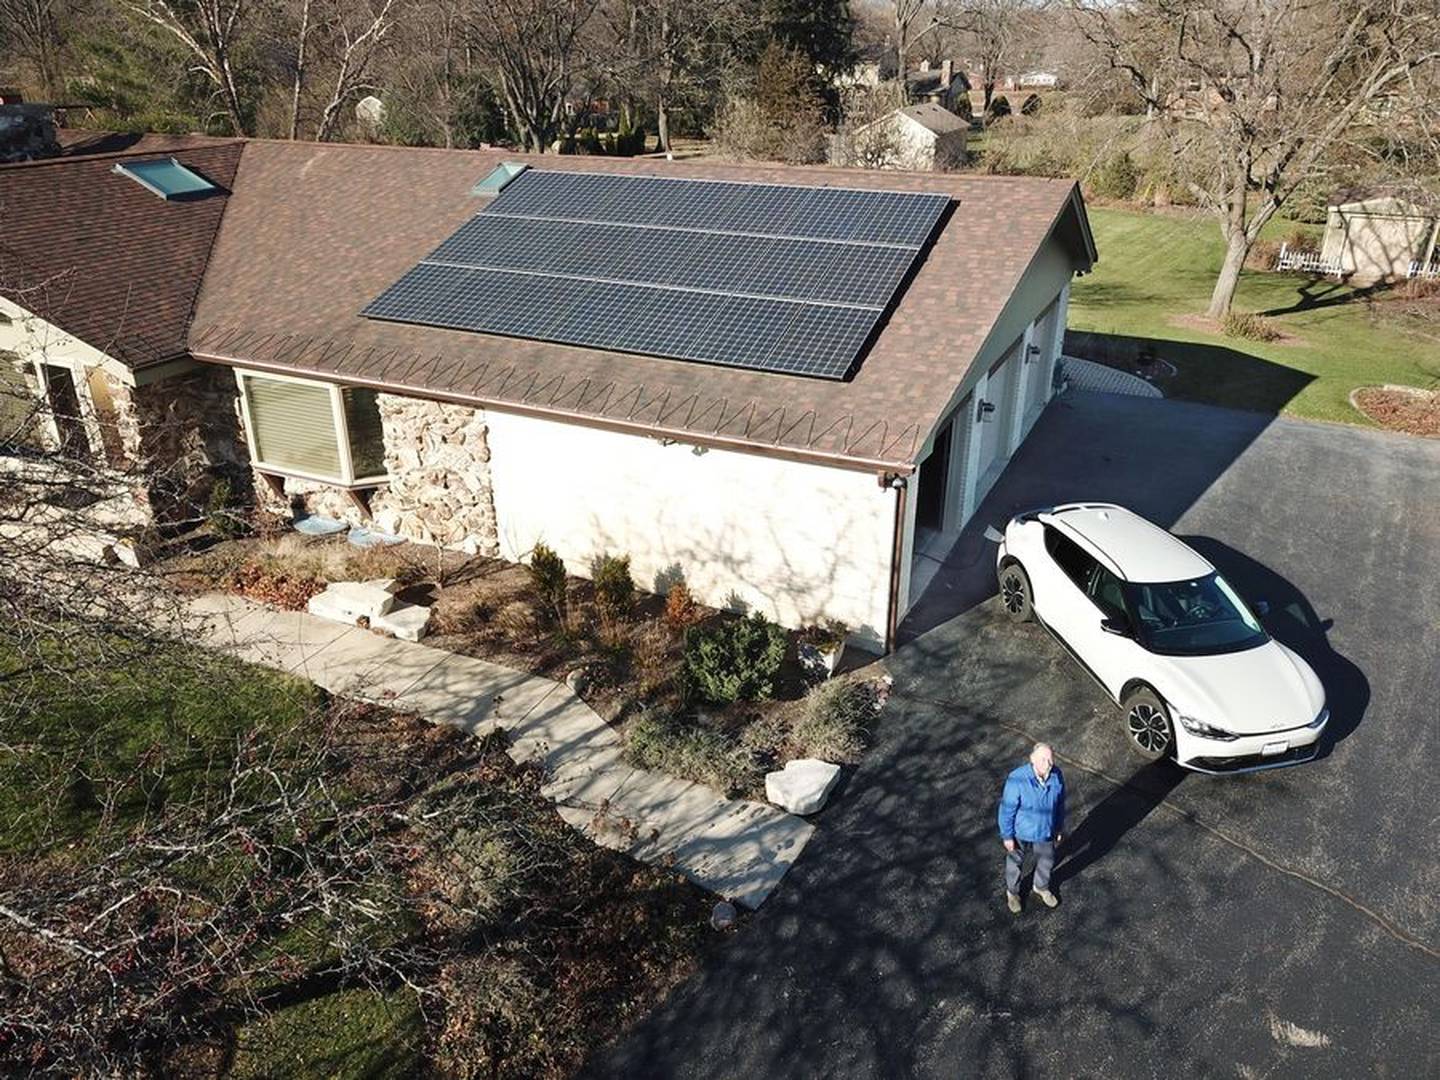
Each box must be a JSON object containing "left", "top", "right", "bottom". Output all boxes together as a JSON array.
[{"left": 1122, "top": 572, "right": 1269, "bottom": 656}]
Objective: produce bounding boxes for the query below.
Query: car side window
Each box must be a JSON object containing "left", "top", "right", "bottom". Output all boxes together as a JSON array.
[
  {"left": 1087, "top": 565, "right": 1128, "bottom": 622},
  {"left": 1044, "top": 526, "right": 1097, "bottom": 592}
]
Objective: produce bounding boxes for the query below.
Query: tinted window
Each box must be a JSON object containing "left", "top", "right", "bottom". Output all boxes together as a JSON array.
[
  {"left": 1123, "top": 573, "right": 1269, "bottom": 655},
  {"left": 1044, "top": 526, "right": 1097, "bottom": 591},
  {"left": 1087, "top": 565, "right": 1128, "bottom": 621}
]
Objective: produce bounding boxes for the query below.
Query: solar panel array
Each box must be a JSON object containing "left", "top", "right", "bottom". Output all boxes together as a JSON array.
[{"left": 363, "top": 169, "right": 949, "bottom": 380}]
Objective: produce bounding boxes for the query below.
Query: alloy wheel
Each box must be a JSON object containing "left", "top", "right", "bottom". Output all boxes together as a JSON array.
[
  {"left": 1127, "top": 703, "right": 1170, "bottom": 754},
  {"left": 1001, "top": 572, "right": 1026, "bottom": 614}
]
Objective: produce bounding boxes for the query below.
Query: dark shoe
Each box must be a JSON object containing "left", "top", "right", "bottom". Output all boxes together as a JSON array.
[
  {"left": 1006, "top": 891, "right": 1022, "bottom": 914},
  {"left": 1034, "top": 888, "right": 1059, "bottom": 908}
]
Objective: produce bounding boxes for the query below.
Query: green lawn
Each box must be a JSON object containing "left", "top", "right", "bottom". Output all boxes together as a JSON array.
[{"left": 1068, "top": 207, "right": 1440, "bottom": 423}]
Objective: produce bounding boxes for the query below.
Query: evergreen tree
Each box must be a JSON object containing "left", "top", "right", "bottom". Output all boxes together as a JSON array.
[{"left": 762, "top": 0, "right": 854, "bottom": 92}]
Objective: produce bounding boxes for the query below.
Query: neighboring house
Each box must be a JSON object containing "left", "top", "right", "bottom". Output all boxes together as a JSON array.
[
  {"left": 906, "top": 60, "right": 967, "bottom": 113},
  {"left": 0, "top": 137, "right": 1096, "bottom": 651},
  {"left": 1015, "top": 71, "right": 1061, "bottom": 89},
  {"left": 832, "top": 104, "right": 967, "bottom": 172},
  {"left": 1319, "top": 194, "right": 1440, "bottom": 282},
  {"left": 838, "top": 43, "right": 900, "bottom": 90}
]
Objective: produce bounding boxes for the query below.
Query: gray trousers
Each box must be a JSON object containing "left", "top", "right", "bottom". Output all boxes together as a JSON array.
[{"left": 1005, "top": 840, "right": 1056, "bottom": 894}]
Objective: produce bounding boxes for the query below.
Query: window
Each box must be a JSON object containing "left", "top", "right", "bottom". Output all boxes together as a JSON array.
[
  {"left": 236, "top": 371, "right": 388, "bottom": 486},
  {"left": 1044, "top": 526, "right": 1097, "bottom": 591},
  {"left": 1123, "top": 573, "right": 1269, "bottom": 656},
  {"left": 112, "top": 157, "right": 217, "bottom": 200}
]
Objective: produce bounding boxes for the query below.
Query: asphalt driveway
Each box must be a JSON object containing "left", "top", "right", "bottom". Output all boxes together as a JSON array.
[{"left": 589, "top": 393, "right": 1440, "bottom": 1079}]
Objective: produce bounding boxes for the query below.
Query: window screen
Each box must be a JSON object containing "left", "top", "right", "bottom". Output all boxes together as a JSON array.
[
  {"left": 342, "top": 387, "right": 386, "bottom": 479},
  {"left": 244, "top": 376, "right": 342, "bottom": 479}
]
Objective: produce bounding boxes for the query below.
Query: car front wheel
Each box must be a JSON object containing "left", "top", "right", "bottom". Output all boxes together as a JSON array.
[
  {"left": 997, "top": 559, "right": 1033, "bottom": 622},
  {"left": 1122, "top": 688, "right": 1174, "bottom": 760}
]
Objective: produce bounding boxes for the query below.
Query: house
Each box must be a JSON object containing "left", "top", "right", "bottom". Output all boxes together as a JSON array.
[
  {"left": 838, "top": 43, "right": 900, "bottom": 90},
  {"left": 1319, "top": 193, "right": 1440, "bottom": 282},
  {"left": 1014, "top": 71, "right": 1061, "bottom": 90},
  {"left": 905, "top": 60, "right": 968, "bottom": 113},
  {"left": 0, "top": 137, "right": 1096, "bottom": 651},
  {"left": 832, "top": 104, "right": 968, "bottom": 172}
]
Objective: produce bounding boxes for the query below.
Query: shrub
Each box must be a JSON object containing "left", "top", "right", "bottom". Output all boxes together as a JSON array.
[
  {"left": 1091, "top": 151, "right": 1139, "bottom": 200},
  {"left": 225, "top": 559, "right": 325, "bottom": 610},
  {"left": 681, "top": 612, "right": 788, "bottom": 705},
  {"left": 494, "top": 600, "right": 540, "bottom": 642},
  {"left": 526, "top": 543, "right": 568, "bottom": 625},
  {"left": 792, "top": 678, "right": 874, "bottom": 763},
  {"left": 663, "top": 581, "right": 703, "bottom": 629},
  {"left": 592, "top": 554, "right": 635, "bottom": 628},
  {"left": 1221, "top": 311, "right": 1282, "bottom": 342},
  {"left": 205, "top": 477, "right": 248, "bottom": 539},
  {"left": 624, "top": 709, "right": 756, "bottom": 793}
]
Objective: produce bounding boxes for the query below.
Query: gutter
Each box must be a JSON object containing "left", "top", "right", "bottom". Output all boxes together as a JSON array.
[
  {"left": 189, "top": 348, "right": 919, "bottom": 477},
  {"left": 883, "top": 472, "right": 909, "bottom": 653}
]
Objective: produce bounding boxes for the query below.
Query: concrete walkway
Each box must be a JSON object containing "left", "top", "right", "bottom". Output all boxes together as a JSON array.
[{"left": 173, "top": 592, "right": 813, "bottom": 909}]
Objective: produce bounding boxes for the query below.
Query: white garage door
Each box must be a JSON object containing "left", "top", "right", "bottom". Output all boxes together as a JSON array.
[{"left": 974, "top": 338, "right": 1023, "bottom": 503}]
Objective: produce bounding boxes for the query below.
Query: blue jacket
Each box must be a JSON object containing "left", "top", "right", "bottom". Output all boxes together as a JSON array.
[{"left": 997, "top": 763, "right": 1065, "bottom": 843}]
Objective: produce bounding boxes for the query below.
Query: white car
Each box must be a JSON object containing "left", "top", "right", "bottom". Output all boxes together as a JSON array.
[{"left": 995, "top": 503, "right": 1329, "bottom": 773}]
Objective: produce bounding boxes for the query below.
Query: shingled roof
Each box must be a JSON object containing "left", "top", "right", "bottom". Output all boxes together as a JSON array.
[
  {"left": 0, "top": 138, "right": 242, "bottom": 369},
  {"left": 189, "top": 141, "right": 1093, "bottom": 469}
]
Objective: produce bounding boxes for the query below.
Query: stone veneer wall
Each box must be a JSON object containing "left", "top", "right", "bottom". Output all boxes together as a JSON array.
[
  {"left": 96, "top": 364, "right": 251, "bottom": 527},
  {"left": 251, "top": 391, "right": 499, "bottom": 557}
]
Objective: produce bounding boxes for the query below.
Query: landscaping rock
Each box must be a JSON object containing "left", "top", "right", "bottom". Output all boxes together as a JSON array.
[
  {"left": 370, "top": 601, "right": 431, "bottom": 642},
  {"left": 765, "top": 758, "right": 842, "bottom": 815},
  {"left": 307, "top": 578, "right": 400, "bottom": 624}
]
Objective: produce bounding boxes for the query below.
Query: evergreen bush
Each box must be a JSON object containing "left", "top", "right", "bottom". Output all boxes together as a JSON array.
[{"left": 681, "top": 612, "right": 788, "bottom": 705}]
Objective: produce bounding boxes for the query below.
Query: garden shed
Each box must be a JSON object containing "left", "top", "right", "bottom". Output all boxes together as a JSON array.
[{"left": 1319, "top": 194, "right": 1440, "bottom": 282}]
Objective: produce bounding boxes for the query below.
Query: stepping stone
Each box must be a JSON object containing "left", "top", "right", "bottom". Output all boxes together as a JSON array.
[
  {"left": 370, "top": 600, "right": 430, "bottom": 642},
  {"left": 765, "top": 758, "right": 842, "bottom": 815},
  {"left": 347, "top": 525, "right": 405, "bottom": 548},
  {"left": 294, "top": 514, "right": 348, "bottom": 536},
  {"left": 307, "top": 579, "right": 399, "bottom": 623}
]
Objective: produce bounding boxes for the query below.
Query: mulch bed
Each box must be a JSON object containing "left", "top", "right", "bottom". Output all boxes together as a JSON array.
[{"left": 1352, "top": 386, "right": 1440, "bottom": 438}]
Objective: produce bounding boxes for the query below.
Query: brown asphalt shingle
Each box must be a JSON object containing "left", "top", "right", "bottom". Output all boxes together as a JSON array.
[
  {"left": 189, "top": 142, "right": 1092, "bottom": 469},
  {"left": 0, "top": 139, "right": 242, "bottom": 369}
]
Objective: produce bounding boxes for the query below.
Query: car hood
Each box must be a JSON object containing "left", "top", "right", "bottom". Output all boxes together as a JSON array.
[{"left": 1155, "top": 639, "right": 1326, "bottom": 735}]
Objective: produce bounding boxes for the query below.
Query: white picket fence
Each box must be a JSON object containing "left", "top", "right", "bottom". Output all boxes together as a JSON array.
[
  {"left": 1408, "top": 259, "right": 1440, "bottom": 280},
  {"left": 1275, "top": 242, "right": 1343, "bottom": 276}
]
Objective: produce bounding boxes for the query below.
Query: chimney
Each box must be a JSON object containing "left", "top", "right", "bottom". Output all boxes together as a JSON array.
[
  {"left": 920, "top": 59, "right": 931, "bottom": 73},
  {"left": 940, "top": 59, "right": 953, "bottom": 90}
]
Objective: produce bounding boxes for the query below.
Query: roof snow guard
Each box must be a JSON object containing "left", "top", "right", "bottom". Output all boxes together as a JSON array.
[{"left": 112, "top": 156, "right": 217, "bottom": 200}]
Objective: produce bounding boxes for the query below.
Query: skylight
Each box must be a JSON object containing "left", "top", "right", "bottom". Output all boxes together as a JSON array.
[
  {"left": 112, "top": 157, "right": 217, "bottom": 200},
  {"left": 471, "top": 162, "right": 528, "bottom": 196}
]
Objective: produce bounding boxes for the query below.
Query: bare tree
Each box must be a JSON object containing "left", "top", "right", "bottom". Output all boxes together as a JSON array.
[
  {"left": 309, "top": 0, "right": 401, "bottom": 141},
  {"left": 119, "top": 0, "right": 253, "bottom": 135},
  {"left": 0, "top": 0, "right": 68, "bottom": 97},
  {"left": 891, "top": 0, "right": 940, "bottom": 82},
  {"left": 1075, "top": 0, "right": 1440, "bottom": 318},
  {"left": 467, "top": 0, "right": 601, "bottom": 152},
  {"left": 941, "top": 0, "right": 1047, "bottom": 113}
]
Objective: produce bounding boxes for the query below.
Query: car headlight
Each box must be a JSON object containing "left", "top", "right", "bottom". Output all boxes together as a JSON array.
[
  {"left": 1308, "top": 707, "right": 1330, "bottom": 729},
  {"left": 1176, "top": 713, "right": 1240, "bottom": 741}
]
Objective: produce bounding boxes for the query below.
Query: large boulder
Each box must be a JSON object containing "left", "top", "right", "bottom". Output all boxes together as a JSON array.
[{"left": 765, "top": 758, "right": 842, "bottom": 815}]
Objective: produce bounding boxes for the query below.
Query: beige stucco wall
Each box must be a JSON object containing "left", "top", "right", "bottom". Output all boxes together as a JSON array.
[
  {"left": 484, "top": 410, "right": 898, "bottom": 649},
  {"left": 839, "top": 114, "right": 967, "bottom": 172}
]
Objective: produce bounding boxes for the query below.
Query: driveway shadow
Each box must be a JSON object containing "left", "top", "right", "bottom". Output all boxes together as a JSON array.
[
  {"left": 1052, "top": 759, "right": 1186, "bottom": 889},
  {"left": 1181, "top": 536, "right": 1370, "bottom": 753}
]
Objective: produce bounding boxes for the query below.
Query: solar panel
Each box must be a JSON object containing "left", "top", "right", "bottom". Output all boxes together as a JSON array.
[{"left": 363, "top": 169, "right": 948, "bottom": 380}]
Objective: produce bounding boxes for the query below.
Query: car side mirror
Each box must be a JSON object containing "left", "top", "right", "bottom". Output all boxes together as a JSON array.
[
  {"left": 1254, "top": 600, "right": 1271, "bottom": 617},
  {"left": 1101, "top": 616, "right": 1131, "bottom": 637}
]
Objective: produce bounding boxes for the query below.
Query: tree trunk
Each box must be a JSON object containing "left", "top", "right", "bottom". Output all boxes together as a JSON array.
[
  {"left": 289, "top": 0, "right": 310, "bottom": 140},
  {"left": 1207, "top": 229, "right": 1251, "bottom": 319}
]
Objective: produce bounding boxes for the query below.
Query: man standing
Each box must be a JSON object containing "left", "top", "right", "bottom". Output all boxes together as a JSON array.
[{"left": 997, "top": 742, "right": 1065, "bottom": 914}]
